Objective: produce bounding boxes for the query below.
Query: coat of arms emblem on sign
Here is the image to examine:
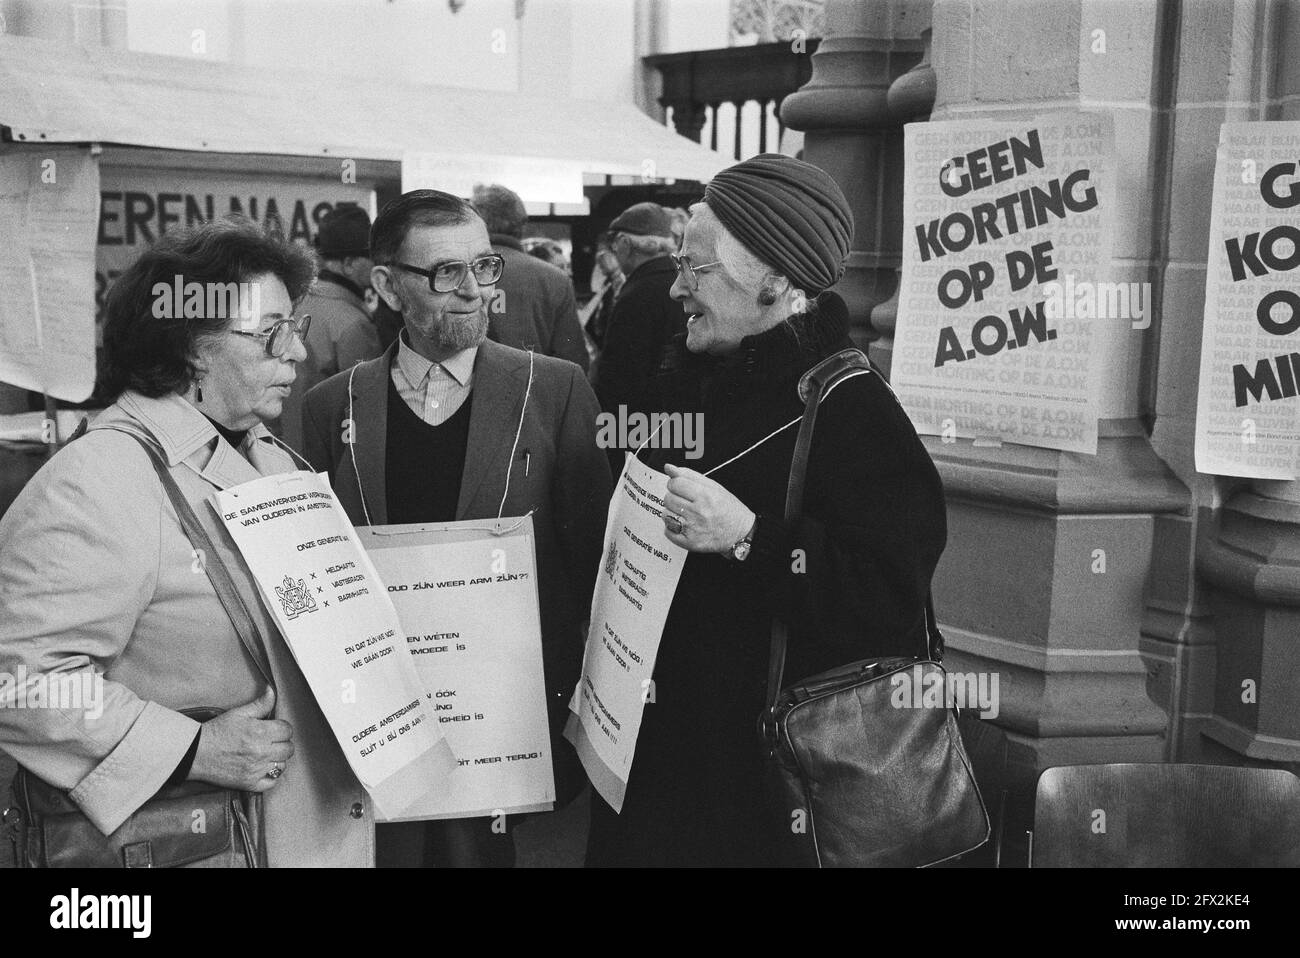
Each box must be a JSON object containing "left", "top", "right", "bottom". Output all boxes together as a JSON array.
[
  {"left": 604, "top": 540, "right": 620, "bottom": 582},
  {"left": 274, "top": 574, "right": 318, "bottom": 619}
]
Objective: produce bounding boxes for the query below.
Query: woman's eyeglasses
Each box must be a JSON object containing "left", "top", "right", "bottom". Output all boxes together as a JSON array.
[
  {"left": 391, "top": 254, "right": 506, "bottom": 293},
  {"left": 670, "top": 254, "right": 723, "bottom": 291},
  {"left": 228, "top": 315, "right": 312, "bottom": 360}
]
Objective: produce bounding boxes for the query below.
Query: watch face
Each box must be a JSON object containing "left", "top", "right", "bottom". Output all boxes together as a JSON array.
[{"left": 733, "top": 540, "right": 752, "bottom": 561}]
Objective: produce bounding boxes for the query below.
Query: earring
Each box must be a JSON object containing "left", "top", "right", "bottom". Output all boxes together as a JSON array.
[
  {"left": 758, "top": 286, "right": 777, "bottom": 306},
  {"left": 195, "top": 378, "right": 204, "bottom": 403}
]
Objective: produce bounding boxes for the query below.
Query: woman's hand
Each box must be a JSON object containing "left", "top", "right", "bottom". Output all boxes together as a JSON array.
[
  {"left": 661, "top": 464, "right": 757, "bottom": 554},
  {"left": 188, "top": 686, "right": 295, "bottom": 792}
]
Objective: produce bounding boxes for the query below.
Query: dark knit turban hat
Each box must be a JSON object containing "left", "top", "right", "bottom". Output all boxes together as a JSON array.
[{"left": 702, "top": 153, "right": 854, "bottom": 296}]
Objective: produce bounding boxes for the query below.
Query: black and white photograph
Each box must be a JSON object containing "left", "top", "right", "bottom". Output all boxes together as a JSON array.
[{"left": 0, "top": 0, "right": 1293, "bottom": 939}]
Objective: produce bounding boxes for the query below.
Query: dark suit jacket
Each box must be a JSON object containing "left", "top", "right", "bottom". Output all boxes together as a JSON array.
[
  {"left": 277, "top": 274, "right": 381, "bottom": 452},
  {"left": 301, "top": 337, "right": 613, "bottom": 723},
  {"left": 489, "top": 236, "right": 589, "bottom": 372}
]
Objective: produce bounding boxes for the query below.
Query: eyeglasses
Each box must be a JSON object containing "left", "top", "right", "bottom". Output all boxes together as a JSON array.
[
  {"left": 228, "top": 315, "right": 312, "bottom": 359},
  {"left": 670, "top": 254, "right": 723, "bottom": 291},
  {"left": 391, "top": 255, "right": 506, "bottom": 293}
]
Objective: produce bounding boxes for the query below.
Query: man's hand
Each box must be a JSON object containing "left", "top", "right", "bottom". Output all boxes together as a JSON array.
[
  {"left": 661, "top": 463, "right": 756, "bottom": 555},
  {"left": 189, "top": 686, "right": 295, "bottom": 792}
]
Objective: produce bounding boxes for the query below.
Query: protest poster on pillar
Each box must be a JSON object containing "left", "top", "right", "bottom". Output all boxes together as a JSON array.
[
  {"left": 213, "top": 471, "right": 456, "bottom": 819},
  {"left": 1194, "top": 122, "right": 1300, "bottom": 479},
  {"left": 891, "top": 113, "right": 1115, "bottom": 454},
  {"left": 565, "top": 457, "right": 687, "bottom": 813},
  {"left": 358, "top": 518, "right": 555, "bottom": 821}
]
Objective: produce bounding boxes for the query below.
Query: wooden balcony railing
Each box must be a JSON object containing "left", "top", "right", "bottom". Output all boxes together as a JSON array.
[{"left": 644, "top": 40, "right": 822, "bottom": 159}]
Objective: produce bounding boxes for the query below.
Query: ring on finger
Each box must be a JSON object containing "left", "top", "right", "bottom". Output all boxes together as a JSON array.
[
  {"left": 266, "top": 762, "right": 284, "bottom": 780},
  {"left": 665, "top": 514, "right": 684, "bottom": 535}
]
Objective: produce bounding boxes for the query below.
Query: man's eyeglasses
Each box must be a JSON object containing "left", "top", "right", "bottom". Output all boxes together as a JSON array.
[
  {"left": 670, "top": 254, "right": 723, "bottom": 291},
  {"left": 228, "top": 315, "right": 312, "bottom": 360},
  {"left": 391, "top": 255, "right": 506, "bottom": 293}
]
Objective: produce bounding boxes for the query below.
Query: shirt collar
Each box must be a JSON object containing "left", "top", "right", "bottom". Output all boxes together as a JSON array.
[
  {"left": 113, "top": 390, "right": 274, "bottom": 465},
  {"left": 395, "top": 330, "right": 477, "bottom": 387}
]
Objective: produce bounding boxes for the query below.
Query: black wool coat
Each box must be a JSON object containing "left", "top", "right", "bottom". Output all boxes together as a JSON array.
[
  {"left": 585, "top": 294, "right": 948, "bottom": 867},
  {"left": 590, "top": 255, "right": 686, "bottom": 420}
]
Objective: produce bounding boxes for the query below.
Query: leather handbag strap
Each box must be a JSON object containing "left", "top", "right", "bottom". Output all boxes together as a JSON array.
[
  {"left": 764, "top": 348, "right": 940, "bottom": 712},
  {"left": 91, "top": 424, "right": 277, "bottom": 688}
]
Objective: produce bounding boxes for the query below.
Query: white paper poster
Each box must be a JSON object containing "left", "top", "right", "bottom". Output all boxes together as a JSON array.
[
  {"left": 565, "top": 457, "right": 687, "bottom": 813},
  {"left": 891, "top": 113, "right": 1115, "bottom": 454},
  {"left": 213, "top": 471, "right": 455, "bottom": 819},
  {"left": 359, "top": 518, "right": 555, "bottom": 821},
  {"left": 1194, "top": 121, "right": 1300, "bottom": 478},
  {"left": 0, "top": 147, "right": 99, "bottom": 402}
]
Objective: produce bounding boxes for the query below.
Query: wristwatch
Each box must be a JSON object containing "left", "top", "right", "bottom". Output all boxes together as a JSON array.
[{"left": 729, "top": 520, "right": 757, "bottom": 562}]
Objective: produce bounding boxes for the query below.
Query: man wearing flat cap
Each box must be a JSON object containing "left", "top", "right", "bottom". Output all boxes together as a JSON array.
[
  {"left": 278, "top": 204, "right": 383, "bottom": 450},
  {"left": 585, "top": 155, "right": 948, "bottom": 867},
  {"left": 589, "top": 202, "right": 686, "bottom": 470}
]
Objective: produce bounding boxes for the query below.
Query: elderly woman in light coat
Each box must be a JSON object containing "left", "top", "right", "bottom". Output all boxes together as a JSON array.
[{"left": 0, "top": 219, "right": 373, "bottom": 866}]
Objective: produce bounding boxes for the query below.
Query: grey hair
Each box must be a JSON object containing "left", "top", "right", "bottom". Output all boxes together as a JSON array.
[
  {"left": 471, "top": 183, "right": 528, "bottom": 238},
  {"left": 616, "top": 231, "right": 676, "bottom": 256},
  {"left": 689, "top": 202, "right": 809, "bottom": 312}
]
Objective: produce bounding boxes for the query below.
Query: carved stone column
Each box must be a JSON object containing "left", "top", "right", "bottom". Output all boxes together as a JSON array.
[
  {"left": 870, "top": 26, "right": 936, "bottom": 376},
  {"left": 1168, "top": 0, "right": 1300, "bottom": 777},
  {"left": 779, "top": 0, "right": 926, "bottom": 349}
]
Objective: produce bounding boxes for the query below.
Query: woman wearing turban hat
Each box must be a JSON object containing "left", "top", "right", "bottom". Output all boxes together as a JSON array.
[{"left": 585, "top": 155, "right": 948, "bottom": 867}]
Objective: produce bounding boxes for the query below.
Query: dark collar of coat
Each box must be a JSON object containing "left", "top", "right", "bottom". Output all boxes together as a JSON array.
[
  {"left": 659, "top": 290, "right": 854, "bottom": 391},
  {"left": 344, "top": 336, "right": 533, "bottom": 524},
  {"left": 623, "top": 254, "right": 676, "bottom": 286}
]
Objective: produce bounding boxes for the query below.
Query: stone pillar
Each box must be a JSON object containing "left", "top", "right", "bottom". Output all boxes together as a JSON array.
[
  {"left": 871, "top": 26, "right": 936, "bottom": 376},
  {"left": 918, "top": 0, "right": 1187, "bottom": 860},
  {"left": 634, "top": 0, "right": 667, "bottom": 121},
  {"left": 1197, "top": 0, "right": 1300, "bottom": 776},
  {"left": 779, "top": 0, "right": 927, "bottom": 349}
]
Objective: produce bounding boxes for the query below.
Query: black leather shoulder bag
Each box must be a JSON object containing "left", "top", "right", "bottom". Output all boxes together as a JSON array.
[{"left": 759, "top": 348, "right": 991, "bottom": 868}]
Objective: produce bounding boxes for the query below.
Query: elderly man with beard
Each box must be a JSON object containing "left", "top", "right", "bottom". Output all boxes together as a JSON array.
[{"left": 302, "top": 190, "right": 612, "bottom": 867}]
